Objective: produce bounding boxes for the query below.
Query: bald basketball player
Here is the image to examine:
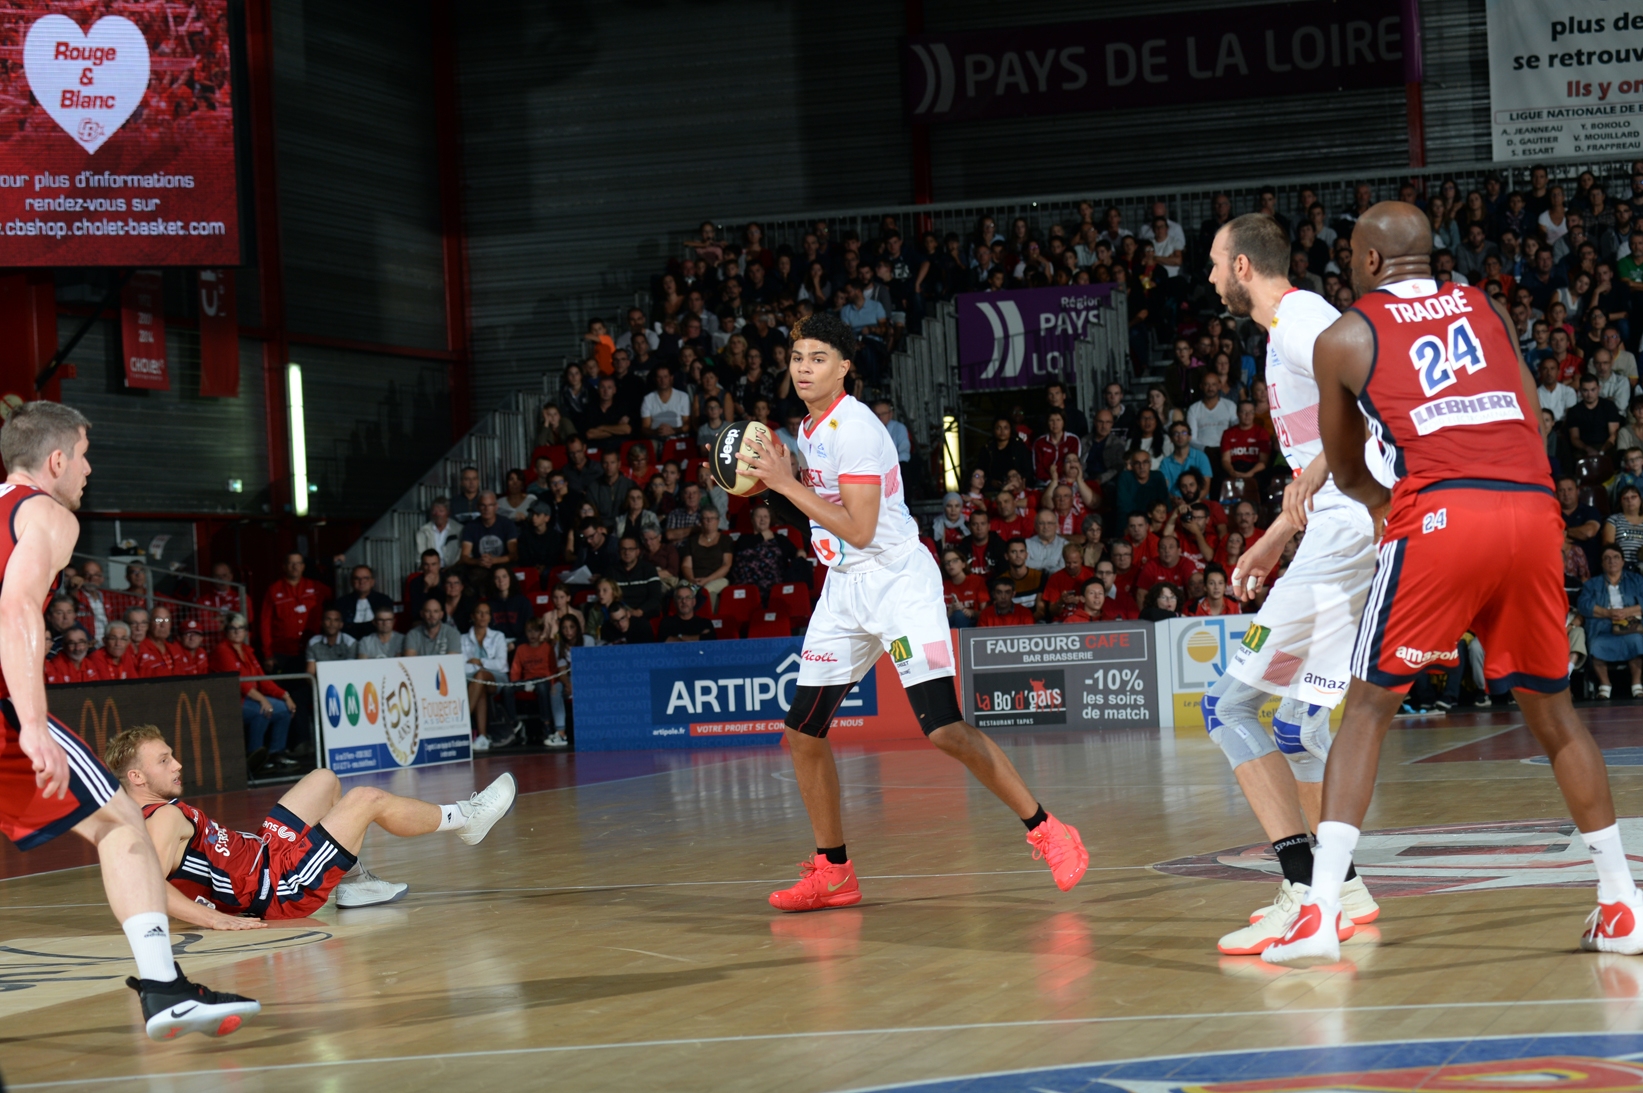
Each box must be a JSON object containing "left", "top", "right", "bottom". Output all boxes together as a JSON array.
[{"left": 1265, "top": 202, "right": 1643, "bottom": 964}]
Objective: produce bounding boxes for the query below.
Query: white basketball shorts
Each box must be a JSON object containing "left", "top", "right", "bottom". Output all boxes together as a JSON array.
[
  {"left": 798, "top": 542, "right": 955, "bottom": 689},
  {"left": 1224, "top": 503, "right": 1377, "bottom": 709}
]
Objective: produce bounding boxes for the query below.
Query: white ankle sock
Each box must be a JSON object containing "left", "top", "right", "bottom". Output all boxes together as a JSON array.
[
  {"left": 1310, "top": 821, "right": 1360, "bottom": 905},
  {"left": 121, "top": 912, "right": 178, "bottom": 983},
  {"left": 1580, "top": 823, "right": 1639, "bottom": 904},
  {"left": 436, "top": 802, "right": 470, "bottom": 832}
]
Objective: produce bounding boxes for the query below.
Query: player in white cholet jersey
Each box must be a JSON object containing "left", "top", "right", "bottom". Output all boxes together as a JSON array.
[
  {"left": 738, "top": 312, "right": 1088, "bottom": 914},
  {"left": 1200, "top": 216, "right": 1385, "bottom": 956},
  {"left": 793, "top": 390, "right": 919, "bottom": 570}
]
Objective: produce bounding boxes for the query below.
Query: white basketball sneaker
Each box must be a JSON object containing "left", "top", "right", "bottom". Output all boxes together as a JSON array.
[
  {"left": 1261, "top": 894, "right": 1353, "bottom": 965},
  {"left": 1581, "top": 888, "right": 1643, "bottom": 955},
  {"left": 458, "top": 772, "right": 517, "bottom": 845},
  {"left": 1251, "top": 875, "right": 1380, "bottom": 925},
  {"left": 1221, "top": 882, "right": 1306, "bottom": 955},
  {"left": 335, "top": 865, "right": 409, "bottom": 908}
]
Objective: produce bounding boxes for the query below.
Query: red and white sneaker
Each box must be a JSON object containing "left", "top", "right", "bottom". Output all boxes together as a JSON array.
[
  {"left": 1581, "top": 888, "right": 1643, "bottom": 955},
  {"left": 1261, "top": 895, "right": 1354, "bottom": 965},
  {"left": 1250, "top": 876, "right": 1380, "bottom": 926},
  {"left": 769, "top": 855, "right": 862, "bottom": 912},
  {"left": 1026, "top": 814, "right": 1089, "bottom": 892}
]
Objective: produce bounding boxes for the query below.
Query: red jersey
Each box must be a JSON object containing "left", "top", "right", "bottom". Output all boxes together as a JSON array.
[
  {"left": 1040, "top": 566, "right": 1093, "bottom": 620},
  {"left": 84, "top": 647, "right": 138, "bottom": 681},
  {"left": 259, "top": 577, "right": 327, "bottom": 658},
  {"left": 943, "top": 573, "right": 987, "bottom": 615},
  {"left": 1064, "top": 601, "right": 1127, "bottom": 624},
  {"left": 0, "top": 484, "right": 55, "bottom": 700},
  {"left": 1030, "top": 433, "right": 1081, "bottom": 484},
  {"left": 134, "top": 637, "right": 175, "bottom": 678},
  {"left": 992, "top": 512, "right": 1033, "bottom": 542},
  {"left": 142, "top": 799, "right": 268, "bottom": 915},
  {"left": 978, "top": 603, "right": 1035, "bottom": 627},
  {"left": 172, "top": 643, "right": 211, "bottom": 676},
  {"left": 44, "top": 655, "right": 99, "bottom": 685},
  {"left": 1353, "top": 281, "right": 1551, "bottom": 498},
  {"left": 211, "top": 641, "right": 287, "bottom": 699},
  {"left": 1194, "top": 595, "right": 1243, "bottom": 616},
  {"left": 1134, "top": 557, "right": 1196, "bottom": 594},
  {"left": 1219, "top": 425, "right": 1271, "bottom": 472}
]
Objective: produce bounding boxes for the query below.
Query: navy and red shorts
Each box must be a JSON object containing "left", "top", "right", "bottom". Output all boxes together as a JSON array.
[
  {"left": 257, "top": 802, "right": 356, "bottom": 920},
  {"left": 0, "top": 699, "right": 119, "bottom": 850},
  {"left": 1352, "top": 483, "right": 1569, "bottom": 695}
]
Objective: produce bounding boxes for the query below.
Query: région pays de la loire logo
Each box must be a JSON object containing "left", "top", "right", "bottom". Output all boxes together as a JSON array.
[{"left": 23, "top": 14, "right": 151, "bottom": 154}]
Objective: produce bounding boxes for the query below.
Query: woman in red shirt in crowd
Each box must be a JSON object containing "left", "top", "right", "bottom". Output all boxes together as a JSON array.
[{"left": 210, "top": 612, "right": 296, "bottom": 773}]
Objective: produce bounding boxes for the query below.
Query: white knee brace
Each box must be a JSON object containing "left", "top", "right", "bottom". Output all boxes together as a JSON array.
[
  {"left": 1272, "top": 697, "right": 1331, "bottom": 783},
  {"left": 1203, "top": 673, "right": 1277, "bottom": 770}
]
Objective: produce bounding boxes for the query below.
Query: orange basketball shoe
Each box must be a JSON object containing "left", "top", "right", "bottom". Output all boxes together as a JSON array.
[
  {"left": 769, "top": 855, "right": 862, "bottom": 912},
  {"left": 1026, "top": 814, "right": 1089, "bottom": 892}
]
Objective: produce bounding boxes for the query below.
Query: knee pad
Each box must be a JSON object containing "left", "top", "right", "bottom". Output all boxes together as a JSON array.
[
  {"left": 905, "top": 677, "right": 964, "bottom": 736},
  {"left": 1204, "top": 673, "right": 1277, "bottom": 771},
  {"left": 784, "top": 683, "right": 853, "bottom": 737},
  {"left": 1274, "top": 698, "right": 1329, "bottom": 783}
]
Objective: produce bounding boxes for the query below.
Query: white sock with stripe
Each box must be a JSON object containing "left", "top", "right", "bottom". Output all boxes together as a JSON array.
[
  {"left": 121, "top": 912, "right": 178, "bottom": 983},
  {"left": 436, "top": 803, "right": 470, "bottom": 832},
  {"left": 1581, "top": 823, "right": 1639, "bottom": 904}
]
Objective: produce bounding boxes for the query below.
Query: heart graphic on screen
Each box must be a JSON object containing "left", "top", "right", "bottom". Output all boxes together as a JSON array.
[{"left": 22, "top": 14, "right": 151, "bottom": 155}]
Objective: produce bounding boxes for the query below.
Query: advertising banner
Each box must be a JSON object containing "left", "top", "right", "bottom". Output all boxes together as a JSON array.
[
  {"left": 316, "top": 655, "right": 472, "bottom": 775},
  {"left": 196, "top": 267, "right": 237, "bottom": 398},
  {"left": 570, "top": 637, "right": 932, "bottom": 752},
  {"left": 1151, "top": 614, "right": 1343, "bottom": 732},
  {"left": 958, "top": 622, "right": 1157, "bottom": 731},
  {"left": 1486, "top": 1, "right": 1643, "bottom": 161},
  {"left": 0, "top": 1, "right": 240, "bottom": 266},
  {"left": 120, "top": 268, "right": 165, "bottom": 389},
  {"left": 48, "top": 671, "right": 246, "bottom": 794},
  {"left": 956, "top": 283, "right": 1113, "bottom": 392},
  {"left": 905, "top": 1, "right": 1408, "bottom": 125}
]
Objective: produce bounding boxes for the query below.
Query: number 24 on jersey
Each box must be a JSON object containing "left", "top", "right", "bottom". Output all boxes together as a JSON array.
[{"left": 1409, "top": 317, "right": 1485, "bottom": 397}]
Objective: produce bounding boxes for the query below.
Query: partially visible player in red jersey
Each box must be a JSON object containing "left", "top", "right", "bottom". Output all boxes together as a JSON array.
[
  {"left": 0, "top": 402, "right": 261, "bottom": 1039},
  {"left": 1264, "top": 202, "right": 1643, "bottom": 964},
  {"left": 106, "top": 725, "right": 517, "bottom": 922}
]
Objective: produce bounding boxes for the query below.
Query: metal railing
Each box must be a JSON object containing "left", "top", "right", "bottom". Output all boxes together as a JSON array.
[
  {"left": 341, "top": 381, "right": 548, "bottom": 591},
  {"left": 67, "top": 551, "right": 250, "bottom": 637}
]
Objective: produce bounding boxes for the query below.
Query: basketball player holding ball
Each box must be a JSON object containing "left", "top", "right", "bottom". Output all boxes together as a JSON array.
[{"left": 734, "top": 312, "right": 1088, "bottom": 912}]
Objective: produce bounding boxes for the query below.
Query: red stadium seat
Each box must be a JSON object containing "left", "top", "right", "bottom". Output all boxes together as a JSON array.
[
  {"left": 532, "top": 444, "right": 567, "bottom": 470},
  {"left": 530, "top": 592, "right": 555, "bottom": 617},
  {"left": 572, "top": 589, "right": 597, "bottom": 606},
  {"left": 660, "top": 437, "right": 692, "bottom": 464},
  {"left": 546, "top": 566, "right": 572, "bottom": 590},
  {"left": 768, "top": 582, "right": 812, "bottom": 623},
  {"left": 513, "top": 568, "right": 540, "bottom": 596},
  {"left": 772, "top": 525, "right": 803, "bottom": 549},
  {"left": 620, "top": 439, "right": 656, "bottom": 467},
  {"left": 708, "top": 617, "right": 727, "bottom": 635},
  {"left": 811, "top": 564, "right": 828, "bottom": 596},
  {"left": 715, "top": 584, "right": 762, "bottom": 627},
  {"left": 746, "top": 611, "right": 791, "bottom": 638}
]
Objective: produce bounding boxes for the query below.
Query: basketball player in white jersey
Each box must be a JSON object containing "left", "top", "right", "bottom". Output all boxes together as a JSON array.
[
  {"left": 738, "top": 312, "right": 1088, "bottom": 911},
  {"left": 1202, "top": 214, "right": 1388, "bottom": 954}
]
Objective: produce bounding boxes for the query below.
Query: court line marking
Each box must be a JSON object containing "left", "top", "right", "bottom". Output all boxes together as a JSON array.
[
  {"left": 0, "top": 867, "right": 1165, "bottom": 910},
  {"left": 1400, "top": 724, "right": 1527, "bottom": 765},
  {"left": 11, "top": 997, "right": 1641, "bottom": 1090}
]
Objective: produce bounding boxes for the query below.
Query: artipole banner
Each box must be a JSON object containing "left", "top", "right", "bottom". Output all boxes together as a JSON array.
[
  {"left": 956, "top": 283, "right": 1114, "bottom": 392},
  {"left": 1487, "top": 0, "right": 1643, "bottom": 161}
]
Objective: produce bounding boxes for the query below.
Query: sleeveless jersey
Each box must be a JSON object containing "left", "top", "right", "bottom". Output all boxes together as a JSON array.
[
  {"left": 0, "top": 483, "right": 56, "bottom": 701},
  {"left": 1353, "top": 279, "right": 1551, "bottom": 497},
  {"left": 794, "top": 392, "right": 919, "bottom": 571},
  {"left": 141, "top": 799, "right": 270, "bottom": 915},
  {"left": 1266, "top": 289, "right": 1395, "bottom": 512}
]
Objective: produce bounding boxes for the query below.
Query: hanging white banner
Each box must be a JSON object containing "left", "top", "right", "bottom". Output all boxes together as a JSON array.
[{"left": 1487, "top": 0, "right": 1643, "bottom": 161}]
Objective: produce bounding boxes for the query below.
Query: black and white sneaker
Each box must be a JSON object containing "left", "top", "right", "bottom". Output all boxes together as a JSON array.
[{"left": 127, "top": 963, "right": 261, "bottom": 1041}]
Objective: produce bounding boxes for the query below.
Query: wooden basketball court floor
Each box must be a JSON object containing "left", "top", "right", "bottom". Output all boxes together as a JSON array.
[{"left": 5, "top": 706, "right": 1643, "bottom": 1091}]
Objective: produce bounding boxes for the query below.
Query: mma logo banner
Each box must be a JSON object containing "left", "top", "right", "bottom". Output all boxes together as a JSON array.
[{"left": 317, "top": 654, "right": 470, "bottom": 775}]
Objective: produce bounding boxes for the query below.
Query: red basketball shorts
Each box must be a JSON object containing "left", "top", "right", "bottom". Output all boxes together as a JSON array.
[
  {"left": 1352, "top": 484, "right": 1569, "bottom": 695},
  {"left": 259, "top": 802, "right": 357, "bottom": 920},
  {"left": 0, "top": 700, "right": 119, "bottom": 850}
]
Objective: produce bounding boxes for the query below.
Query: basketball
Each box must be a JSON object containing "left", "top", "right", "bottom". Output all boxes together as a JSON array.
[{"left": 709, "top": 420, "right": 774, "bottom": 496}]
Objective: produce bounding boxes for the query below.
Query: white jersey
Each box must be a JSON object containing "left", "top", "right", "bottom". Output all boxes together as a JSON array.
[
  {"left": 1265, "top": 288, "right": 1393, "bottom": 512},
  {"left": 794, "top": 392, "right": 918, "bottom": 570}
]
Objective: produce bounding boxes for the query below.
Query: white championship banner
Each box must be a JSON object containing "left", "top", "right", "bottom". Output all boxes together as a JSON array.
[
  {"left": 316, "top": 654, "right": 472, "bottom": 775},
  {"left": 1488, "top": 0, "right": 1643, "bottom": 161}
]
